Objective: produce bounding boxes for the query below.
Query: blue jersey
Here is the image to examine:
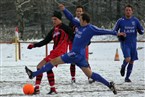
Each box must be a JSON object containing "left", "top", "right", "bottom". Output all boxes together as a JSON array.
[
  {"left": 63, "top": 9, "right": 117, "bottom": 54},
  {"left": 61, "top": 8, "right": 117, "bottom": 67},
  {"left": 114, "top": 16, "right": 144, "bottom": 61},
  {"left": 114, "top": 16, "right": 144, "bottom": 43}
]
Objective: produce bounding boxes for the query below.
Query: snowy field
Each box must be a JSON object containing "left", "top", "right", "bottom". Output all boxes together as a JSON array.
[{"left": 0, "top": 42, "right": 145, "bottom": 97}]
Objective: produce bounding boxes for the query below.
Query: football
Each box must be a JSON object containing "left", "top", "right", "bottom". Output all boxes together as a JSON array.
[{"left": 23, "top": 83, "right": 34, "bottom": 95}]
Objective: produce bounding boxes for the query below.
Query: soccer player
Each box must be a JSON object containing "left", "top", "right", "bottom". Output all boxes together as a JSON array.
[
  {"left": 25, "top": 4, "right": 125, "bottom": 94},
  {"left": 68, "top": 5, "right": 94, "bottom": 83},
  {"left": 113, "top": 4, "right": 144, "bottom": 82},
  {"left": 27, "top": 11, "right": 73, "bottom": 94}
]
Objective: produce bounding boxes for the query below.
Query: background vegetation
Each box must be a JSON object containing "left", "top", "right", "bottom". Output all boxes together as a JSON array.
[{"left": 0, "top": 0, "right": 145, "bottom": 41}]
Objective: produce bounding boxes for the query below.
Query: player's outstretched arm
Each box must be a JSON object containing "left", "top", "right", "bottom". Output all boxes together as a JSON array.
[
  {"left": 91, "top": 25, "right": 117, "bottom": 36},
  {"left": 58, "top": 4, "right": 80, "bottom": 27}
]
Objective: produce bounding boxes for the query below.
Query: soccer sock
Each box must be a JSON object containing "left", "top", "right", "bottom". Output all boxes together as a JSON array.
[
  {"left": 91, "top": 72, "right": 110, "bottom": 87},
  {"left": 47, "top": 70, "right": 56, "bottom": 91},
  {"left": 125, "top": 63, "right": 133, "bottom": 79},
  {"left": 122, "top": 60, "right": 128, "bottom": 68},
  {"left": 33, "top": 62, "right": 54, "bottom": 77},
  {"left": 70, "top": 63, "right": 75, "bottom": 80},
  {"left": 35, "top": 68, "right": 43, "bottom": 90}
]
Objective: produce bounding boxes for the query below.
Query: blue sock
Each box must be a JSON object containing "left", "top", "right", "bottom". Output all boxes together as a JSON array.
[
  {"left": 122, "top": 60, "right": 128, "bottom": 68},
  {"left": 125, "top": 63, "right": 133, "bottom": 80},
  {"left": 91, "top": 72, "right": 110, "bottom": 87},
  {"left": 32, "top": 62, "right": 54, "bottom": 77}
]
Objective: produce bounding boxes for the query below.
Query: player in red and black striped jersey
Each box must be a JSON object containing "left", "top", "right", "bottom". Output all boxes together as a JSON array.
[
  {"left": 27, "top": 11, "right": 74, "bottom": 94},
  {"left": 68, "top": 5, "right": 94, "bottom": 84}
]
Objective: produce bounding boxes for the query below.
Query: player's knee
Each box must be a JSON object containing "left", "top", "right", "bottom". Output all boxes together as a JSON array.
[
  {"left": 125, "top": 57, "right": 131, "bottom": 63},
  {"left": 37, "top": 60, "right": 47, "bottom": 69},
  {"left": 129, "top": 61, "right": 134, "bottom": 64},
  {"left": 50, "top": 58, "right": 57, "bottom": 65},
  {"left": 88, "top": 74, "right": 92, "bottom": 78},
  {"left": 84, "top": 72, "right": 91, "bottom": 78},
  {"left": 81, "top": 67, "right": 92, "bottom": 78},
  {"left": 37, "top": 64, "right": 42, "bottom": 69},
  {"left": 85, "top": 73, "right": 91, "bottom": 78},
  {"left": 85, "top": 71, "right": 92, "bottom": 78},
  {"left": 50, "top": 56, "right": 63, "bottom": 65}
]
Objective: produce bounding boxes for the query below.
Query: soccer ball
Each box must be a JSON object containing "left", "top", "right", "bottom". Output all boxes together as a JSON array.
[{"left": 23, "top": 83, "right": 34, "bottom": 95}]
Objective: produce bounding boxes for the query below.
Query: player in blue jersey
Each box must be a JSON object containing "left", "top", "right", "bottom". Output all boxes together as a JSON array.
[
  {"left": 25, "top": 4, "right": 126, "bottom": 95},
  {"left": 68, "top": 5, "right": 94, "bottom": 84},
  {"left": 113, "top": 5, "right": 144, "bottom": 82}
]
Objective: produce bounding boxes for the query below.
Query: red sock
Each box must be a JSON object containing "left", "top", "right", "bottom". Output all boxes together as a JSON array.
[
  {"left": 35, "top": 69, "right": 43, "bottom": 90},
  {"left": 47, "top": 70, "right": 56, "bottom": 91},
  {"left": 70, "top": 63, "right": 76, "bottom": 80}
]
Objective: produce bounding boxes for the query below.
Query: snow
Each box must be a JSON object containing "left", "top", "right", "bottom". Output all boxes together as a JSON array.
[{"left": 0, "top": 42, "right": 145, "bottom": 97}]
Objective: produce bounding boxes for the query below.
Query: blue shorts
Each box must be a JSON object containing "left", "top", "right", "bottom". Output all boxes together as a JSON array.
[
  {"left": 121, "top": 42, "right": 138, "bottom": 61},
  {"left": 61, "top": 51, "right": 89, "bottom": 68}
]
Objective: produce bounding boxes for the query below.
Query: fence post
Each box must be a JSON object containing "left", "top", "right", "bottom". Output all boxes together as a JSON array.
[
  {"left": 15, "top": 27, "right": 20, "bottom": 61},
  {"left": 18, "top": 42, "right": 21, "bottom": 60}
]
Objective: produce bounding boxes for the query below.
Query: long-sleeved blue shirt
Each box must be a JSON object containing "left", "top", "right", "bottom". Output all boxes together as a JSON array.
[
  {"left": 63, "top": 8, "right": 117, "bottom": 53},
  {"left": 113, "top": 16, "right": 144, "bottom": 43}
]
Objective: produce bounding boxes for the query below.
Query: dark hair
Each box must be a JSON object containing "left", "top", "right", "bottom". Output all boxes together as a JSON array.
[
  {"left": 76, "top": 5, "right": 85, "bottom": 12},
  {"left": 52, "top": 11, "right": 62, "bottom": 20},
  {"left": 81, "top": 13, "right": 90, "bottom": 23},
  {"left": 124, "top": 4, "right": 133, "bottom": 10}
]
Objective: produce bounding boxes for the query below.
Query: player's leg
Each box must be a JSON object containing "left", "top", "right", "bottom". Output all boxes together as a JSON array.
[
  {"left": 70, "top": 63, "right": 76, "bottom": 83},
  {"left": 47, "top": 70, "right": 57, "bottom": 94},
  {"left": 81, "top": 67, "right": 117, "bottom": 94},
  {"left": 34, "top": 59, "right": 47, "bottom": 94},
  {"left": 25, "top": 56, "right": 64, "bottom": 79},
  {"left": 125, "top": 61, "right": 134, "bottom": 82},
  {"left": 120, "top": 57, "right": 130, "bottom": 76},
  {"left": 120, "top": 45, "right": 130, "bottom": 76},
  {"left": 69, "top": 42, "right": 76, "bottom": 83},
  {"left": 44, "top": 53, "right": 58, "bottom": 94},
  {"left": 34, "top": 52, "right": 58, "bottom": 94},
  {"left": 85, "top": 46, "right": 95, "bottom": 83},
  {"left": 125, "top": 47, "right": 138, "bottom": 82},
  {"left": 81, "top": 67, "right": 110, "bottom": 86}
]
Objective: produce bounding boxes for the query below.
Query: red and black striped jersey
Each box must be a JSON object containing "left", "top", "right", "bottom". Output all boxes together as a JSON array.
[{"left": 34, "top": 23, "right": 74, "bottom": 51}]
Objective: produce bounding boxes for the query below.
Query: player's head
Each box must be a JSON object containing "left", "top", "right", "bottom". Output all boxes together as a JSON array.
[
  {"left": 75, "top": 5, "right": 85, "bottom": 18},
  {"left": 124, "top": 4, "right": 133, "bottom": 18},
  {"left": 79, "top": 13, "right": 90, "bottom": 26},
  {"left": 52, "top": 11, "right": 62, "bottom": 26}
]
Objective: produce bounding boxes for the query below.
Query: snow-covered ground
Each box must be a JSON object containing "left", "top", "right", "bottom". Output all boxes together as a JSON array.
[{"left": 0, "top": 42, "right": 145, "bottom": 97}]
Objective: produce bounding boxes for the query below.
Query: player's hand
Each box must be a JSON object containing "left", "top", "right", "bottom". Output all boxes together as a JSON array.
[
  {"left": 117, "top": 32, "right": 126, "bottom": 41},
  {"left": 58, "top": 4, "right": 65, "bottom": 11},
  {"left": 27, "top": 44, "right": 34, "bottom": 49},
  {"left": 117, "top": 32, "right": 126, "bottom": 36}
]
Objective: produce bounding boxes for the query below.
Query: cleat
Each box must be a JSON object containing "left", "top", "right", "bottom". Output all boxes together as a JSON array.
[
  {"left": 88, "top": 78, "right": 95, "bottom": 84},
  {"left": 120, "top": 66, "right": 125, "bottom": 76},
  {"left": 125, "top": 78, "right": 132, "bottom": 82},
  {"left": 25, "top": 66, "right": 33, "bottom": 79},
  {"left": 33, "top": 88, "right": 40, "bottom": 95},
  {"left": 47, "top": 89, "right": 57, "bottom": 95},
  {"left": 109, "top": 81, "right": 117, "bottom": 95},
  {"left": 71, "top": 79, "right": 76, "bottom": 84}
]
